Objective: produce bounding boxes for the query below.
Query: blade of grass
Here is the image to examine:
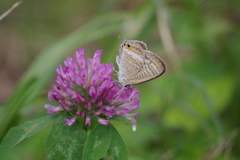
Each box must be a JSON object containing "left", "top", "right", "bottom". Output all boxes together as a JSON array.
[
  {"left": 181, "top": 73, "right": 224, "bottom": 137},
  {"left": 0, "top": 1, "right": 22, "bottom": 21}
]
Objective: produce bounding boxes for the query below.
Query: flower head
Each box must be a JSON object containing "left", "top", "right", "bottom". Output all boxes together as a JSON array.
[{"left": 45, "top": 48, "right": 140, "bottom": 131}]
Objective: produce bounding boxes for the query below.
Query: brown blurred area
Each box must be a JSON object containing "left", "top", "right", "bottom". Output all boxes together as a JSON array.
[{"left": 0, "top": 21, "right": 26, "bottom": 103}]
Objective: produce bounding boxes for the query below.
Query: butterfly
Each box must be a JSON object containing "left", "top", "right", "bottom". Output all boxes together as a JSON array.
[{"left": 116, "top": 39, "right": 166, "bottom": 88}]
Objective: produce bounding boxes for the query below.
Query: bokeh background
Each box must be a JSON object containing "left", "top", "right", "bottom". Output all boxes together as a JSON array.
[{"left": 0, "top": 0, "right": 240, "bottom": 159}]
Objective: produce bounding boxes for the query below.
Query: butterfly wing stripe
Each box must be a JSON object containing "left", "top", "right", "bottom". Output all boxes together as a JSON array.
[{"left": 123, "top": 51, "right": 166, "bottom": 84}]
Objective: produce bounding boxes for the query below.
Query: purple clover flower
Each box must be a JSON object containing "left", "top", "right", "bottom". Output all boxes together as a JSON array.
[{"left": 45, "top": 48, "right": 140, "bottom": 131}]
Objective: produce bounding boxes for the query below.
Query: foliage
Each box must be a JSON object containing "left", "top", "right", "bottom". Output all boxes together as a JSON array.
[{"left": 0, "top": 0, "right": 239, "bottom": 159}]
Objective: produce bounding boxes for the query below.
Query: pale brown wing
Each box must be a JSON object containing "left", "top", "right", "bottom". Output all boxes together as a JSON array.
[
  {"left": 130, "top": 40, "right": 148, "bottom": 50},
  {"left": 123, "top": 50, "right": 166, "bottom": 84},
  {"left": 119, "top": 43, "right": 145, "bottom": 80}
]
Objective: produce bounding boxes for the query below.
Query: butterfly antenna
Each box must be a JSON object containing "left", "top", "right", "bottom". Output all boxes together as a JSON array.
[{"left": 118, "top": 36, "right": 124, "bottom": 41}]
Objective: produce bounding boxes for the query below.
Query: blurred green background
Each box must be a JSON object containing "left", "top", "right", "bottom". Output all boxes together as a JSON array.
[{"left": 0, "top": 0, "right": 240, "bottom": 159}]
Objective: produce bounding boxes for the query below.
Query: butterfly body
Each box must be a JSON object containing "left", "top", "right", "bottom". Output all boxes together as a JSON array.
[{"left": 116, "top": 40, "right": 166, "bottom": 87}]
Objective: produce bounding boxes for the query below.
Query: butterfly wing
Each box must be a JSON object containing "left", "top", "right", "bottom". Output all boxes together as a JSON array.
[
  {"left": 123, "top": 50, "right": 166, "bottom": 84},
  {"left": 132, "top": 40, "right": 148, "bottom": 50},
  {"left": 119, "top": 44, "right": 145, "bottom": 80}
]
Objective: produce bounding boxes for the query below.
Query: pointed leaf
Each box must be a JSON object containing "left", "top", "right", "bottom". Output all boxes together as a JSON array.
[
  {"left": 82, "top": 124, "right": 111, "bottom": 160},
  {"left": 112, "top": 116, "right": 130, "bottom": 124},
  {"left": 0, "top": 115, "right": 58, "bottom": 150},
  {"left": 46, "top": 113, "right": 87, "bottom": 160},
  {"left": 107, "top": 124, "right": 128, "bottom": 160}
]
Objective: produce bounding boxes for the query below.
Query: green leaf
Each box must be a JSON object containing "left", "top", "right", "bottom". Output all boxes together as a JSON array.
[
  {"left": 82, "top": 124, "right": 111, "bottom": 160},
  {"left": 107, "top": 124, "right": 128, "bottom": 160},
  {"left": 0, "top": 115, "right": 58, "bottom": 150},
  {"left": 111, "top": 115, "right": 130, "bottom": 124},
  {"left": 45, "top": 113, "right": 87, "bottom": 160}
]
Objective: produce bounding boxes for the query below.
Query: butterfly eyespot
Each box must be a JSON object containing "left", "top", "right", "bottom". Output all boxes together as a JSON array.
[{"left": 126, "top": 43, "right": 131, "bottom": 50}]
